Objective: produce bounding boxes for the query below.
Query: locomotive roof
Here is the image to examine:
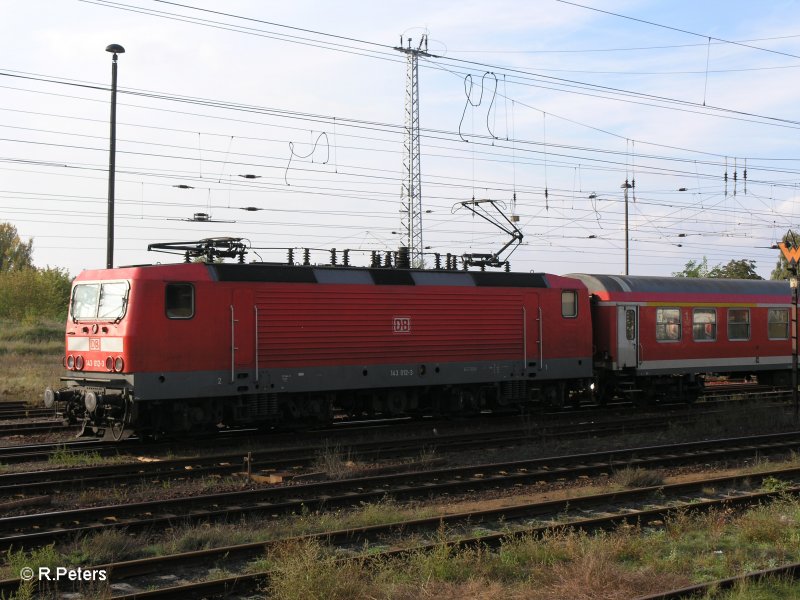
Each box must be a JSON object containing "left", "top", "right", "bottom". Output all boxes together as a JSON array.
[
  {"left": 208, "top": 263, "right": 559, "bottom": 288},
  {"left": 91, "top": 262, "right": 569, "bottom": 288},
  {"left": 567, "top": 273, "right": 789, "bottom": 298}
]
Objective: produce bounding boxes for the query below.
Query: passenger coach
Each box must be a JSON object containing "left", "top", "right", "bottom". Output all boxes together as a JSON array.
[{"left": 570, "top": 274, "right": 792, "bottom": 403}]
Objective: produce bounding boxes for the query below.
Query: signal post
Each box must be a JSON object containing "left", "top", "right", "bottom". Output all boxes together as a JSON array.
[{"left": 779, "top": 233, "right": 800, "bottom": 424}]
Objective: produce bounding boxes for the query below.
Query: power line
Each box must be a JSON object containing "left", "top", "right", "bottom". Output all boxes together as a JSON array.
[
  {"left": 69, "top": 1, "right": 800, "bottom": 131},
  {"left": 554, "top": 0, "right": 800, "bottom": 61},
  {"left": 446, "top": 32, "right": 800, "bottom": 54}
]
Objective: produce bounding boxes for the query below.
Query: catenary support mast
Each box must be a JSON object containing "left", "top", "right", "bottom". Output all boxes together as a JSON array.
[{"left": 395, "top": 35, "right": 430, "bottom": 269}]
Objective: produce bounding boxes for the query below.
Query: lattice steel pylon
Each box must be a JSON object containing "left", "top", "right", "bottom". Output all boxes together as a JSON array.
[{"left": 395, "top": 35, "right": 431, "bottom": 269}]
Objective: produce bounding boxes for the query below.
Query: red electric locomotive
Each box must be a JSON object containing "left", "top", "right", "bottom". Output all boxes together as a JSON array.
[
  {"left": 45, "top": 240, "right": 594, "bottom": 439},
  {"left": 570, "top": 274, "right": 792, "bottom": 403}
]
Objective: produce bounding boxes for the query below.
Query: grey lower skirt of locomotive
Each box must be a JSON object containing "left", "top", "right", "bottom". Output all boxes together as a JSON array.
[{"left": 41, "top": 366, "right": 739, "bottom": 441}]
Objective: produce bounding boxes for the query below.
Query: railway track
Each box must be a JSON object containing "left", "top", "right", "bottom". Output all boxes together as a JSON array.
[
  {"left": 634, "top": 563, "right": 800, "bottom": 599},
  {"left": 0, "top": 420, "right": 75, "bottom": 437},
  {"left": 3, "top": 430, "right": 800, "bottom": 551},
  {"left": 0, "top": 406, "right": 59, "bottom": 420},
  {"left": 3, "top": 420, "right": 800, "bottom": 500},
  {"left": 3, "top": 453, "right": 798, "bottom": 598},
  {"left": 0, "top": 409, "right": 661, "bottom": 465},
  {"left": 0, "top": 391, "right": 791, "bottom": 467}
]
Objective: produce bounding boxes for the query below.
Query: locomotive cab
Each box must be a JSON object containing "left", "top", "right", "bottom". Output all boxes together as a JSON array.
[{"left": 45, "top": 274, "right": 135, "bottom": 439}]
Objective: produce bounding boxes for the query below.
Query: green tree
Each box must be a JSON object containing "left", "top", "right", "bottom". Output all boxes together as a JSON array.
[
  {"left": 0, "top": 267, "right": 72, "bottom": 320},
  {"left": 674, "top": 256, "right": 762, "bottom": 280},
  {"left": 0, "top": 222, "right": 33, "bottom": 272},
  {"left": 673, "top": 257, "right": 709, "bottom": 278},
  {"left": 708, "top": 259, "right": 762, "bottom": 280},
  {"left": 770, "top": 230, "right": 800, "bottom": 280}
]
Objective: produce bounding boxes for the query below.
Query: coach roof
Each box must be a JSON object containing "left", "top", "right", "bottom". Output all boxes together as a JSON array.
[{"left": 567, "top": 273, "right": 789, "bottom": 298}]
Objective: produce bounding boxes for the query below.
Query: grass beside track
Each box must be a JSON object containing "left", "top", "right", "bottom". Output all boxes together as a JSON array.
[
  {"left": 6, "top": 493, "right": 800, "bottom": 599},
  {"left": 197, "top": 495, "right": 800, "bottom": 600},
  {"left": 0, "top": 319, "right": 62, "bottom": 403}
]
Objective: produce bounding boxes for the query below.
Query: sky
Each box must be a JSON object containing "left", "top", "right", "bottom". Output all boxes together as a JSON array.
[{"left": 2, "top": 0, "right": 800, "bottom": 278}]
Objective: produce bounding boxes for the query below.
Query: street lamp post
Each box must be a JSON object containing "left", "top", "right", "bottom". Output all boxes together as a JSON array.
[{"left": 106, "top": 43, "right": 125, "bottom": 269}]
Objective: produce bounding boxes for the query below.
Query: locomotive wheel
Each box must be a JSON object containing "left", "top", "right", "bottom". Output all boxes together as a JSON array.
[
  {"left": 595, "top": 381, "right": 615, "bottom": 406},
  {"left": 385, "top": 390, "right": 407, "bottom": 416},
  {"left": 543, "top": 382, "right": 566, "bottom": 409},
  {"left": 102, "top": 422, "right": 132, "bottom": 442}
]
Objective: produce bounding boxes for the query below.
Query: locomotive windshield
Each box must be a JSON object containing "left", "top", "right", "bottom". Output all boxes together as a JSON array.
[{"left": 71, "top": 281, "right": 130, "bottom": 322}]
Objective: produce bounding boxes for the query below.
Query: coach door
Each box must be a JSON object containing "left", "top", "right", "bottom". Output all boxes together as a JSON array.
[
  {"left": 617, "top": 305, "right": 638, "bottom": 368},
  {"left": 230, "top": 289, "right": 255, "bottom": 383}
]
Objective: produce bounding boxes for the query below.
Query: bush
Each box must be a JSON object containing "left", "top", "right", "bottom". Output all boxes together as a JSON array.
[{"left": 0, "top": 267, "right": 71, "bottom": 321}]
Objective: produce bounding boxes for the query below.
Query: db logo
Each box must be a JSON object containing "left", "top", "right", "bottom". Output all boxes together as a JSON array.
[
  {"left": 392, "top": 317, "right": 411, "bottom": 334},
  {"left": 89, "top": 338, "right": 101, "bottom": 351}
]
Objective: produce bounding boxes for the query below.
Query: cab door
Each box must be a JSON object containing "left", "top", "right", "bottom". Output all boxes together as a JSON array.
[{"left": 617, "top": 305, "right": 638, "bottom": 368}]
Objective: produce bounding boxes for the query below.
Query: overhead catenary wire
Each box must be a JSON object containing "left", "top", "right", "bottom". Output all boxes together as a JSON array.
[{"left": 3, "top": 0, "right": 799, "bottom": 277}]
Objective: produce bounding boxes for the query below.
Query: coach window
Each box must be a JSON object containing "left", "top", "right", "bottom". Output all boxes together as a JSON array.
[
  {"left": 561, "top": 290, "right": 578, "bottom": 318},
  {"left": 166, "top": 283, "right": 194, "bottom": 319},
  {"left": 625, "top": 309, "right": 636, "bottom": 341},
  {"left": 728, "top": 308, "right": 750, "bottom": 341},
  {"left": 768, "top": 308, "right": 789, "bottom": 340},
  {"left": 656, "top": 308, "right": 681, "bottom": 341},
  {"left": 692, "top": 308, "right": 717, "bottom": 341}
]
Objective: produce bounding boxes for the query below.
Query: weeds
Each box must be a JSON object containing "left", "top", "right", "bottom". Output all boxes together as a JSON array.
[
  {"left": 313, "top": 443, "right": 356, "bottom": 480},
  {"left": 1, "top": 545, "right": 62, "bottom": 581},
  {"left": 265, "top": 538, "right": 370, "bottom": 600},
  {"left": 708, "top": 576, "right": 800, "bottom": 599},
  {"left": 66, "top": 528, "right": 141, "bottom": 564},
  {"left": 611, "top": 467, "right": 665, "bottom": 489},
  {"left": 47, "top": 447, "right": 107, "bottom": 468},
  {"left": 760, "top": 476, "right": 793, "bottom": 493}
]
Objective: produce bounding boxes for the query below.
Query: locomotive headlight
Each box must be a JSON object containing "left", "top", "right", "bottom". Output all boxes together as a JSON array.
[
  {"left": 75, "top": 356, "right": 85, "bottom": 371},
  {"left": 105, "top": 357, "right": 114, "bottom": 371},
  {"left": 590, "top": 382, "right": 596, "bottom": 390},
  {"left": 66, "top": 355, "right": 75, "bottom": 370},
  {"left": 84, "top": 391, "right": 98, "bottom": 413},
  {"left": 114, "top": 357, "right": 124, "bottom": 373}
]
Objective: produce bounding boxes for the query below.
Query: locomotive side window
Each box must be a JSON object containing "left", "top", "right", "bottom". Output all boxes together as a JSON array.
[
  {"left": 166, "top": 283, "right": 194, "bottom": 319},
  {"left": 655, "top": 308, "right": 681, "bottom": 341},
  {"left": 71, "top": 282, "right": 129, "bottom": 321},
  {"left": 561, "top": 290, "right": 578, "bottom": 318},
  {"left": 692, "top": 308, "right": 717, "bottom": 341},
  {"left": 728, "top": 308, "right": 750, "bottom": 341},
  {"left": 768, "top": 308, "right": 789, "bottom": 340}
]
